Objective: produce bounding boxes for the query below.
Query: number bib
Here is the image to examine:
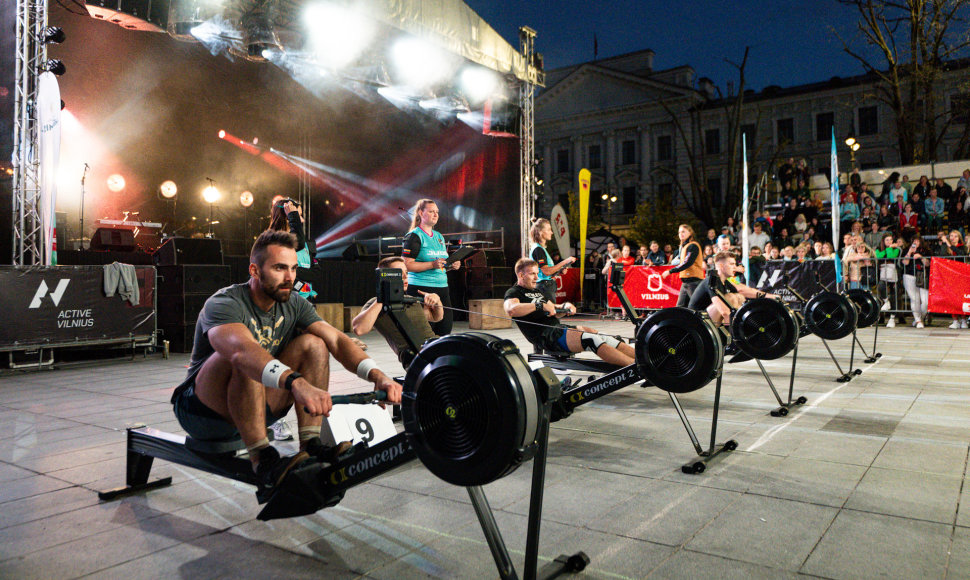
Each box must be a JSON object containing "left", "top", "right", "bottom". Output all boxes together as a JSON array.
[{"left": 322, "top": 403, "right": 397, "bottom": 447}]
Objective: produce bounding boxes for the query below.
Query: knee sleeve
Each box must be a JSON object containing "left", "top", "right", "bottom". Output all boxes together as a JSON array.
[{"left": 579, "top": 332, "right": 620, "bottom": 353}]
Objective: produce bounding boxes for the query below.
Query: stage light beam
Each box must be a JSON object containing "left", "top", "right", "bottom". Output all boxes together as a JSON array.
[
  {"left": 202, "top": 185, "right": 221, "bottom": 203},
  {"left": 392, "top": 37, "right": 450, "bottom": 88},
  {"left": 303, "top": 2, "right": 375, "bottom": 69},
  {"left": 240, "top": 190, "right": 254, "bottom": 207},
  {"left": 106, "top": 174, "right": 126, "bottom": 192},
  {"left": 460, "top": 67, "right": 498, "bottom": 104},
  {"left": 218, "top": 129, "right": 226, "bottom": 139},
  {"left": 160, "top": 180, "right": 177, "bottom": 198}
]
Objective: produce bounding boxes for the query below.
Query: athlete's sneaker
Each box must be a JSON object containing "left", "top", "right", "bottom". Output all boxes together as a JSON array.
[
  {"left": 916, "top": 321, "right": 925, "bottom": 329},
  {"left": 886, "top": 315, "right": 895, "bottom": 328},
  {"left": 961, "top": 319, "right": 968, "bottom": 329},
  {"left": 304, "top": 436, "right": 355, "bottom": 465},
  {"left": 254, "top": 446, "right": 310, "bottom": 503},
  {"left": 949, "top": 320, "right": 961, "bottom": 329},
  {"left": 270, "top": 419, "right": 293, "bottom": 441},
  {"left": 881, "top": 299, "right": 891, "bottom": 312}
]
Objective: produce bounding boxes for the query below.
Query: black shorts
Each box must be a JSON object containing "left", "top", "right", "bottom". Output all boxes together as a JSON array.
[
  {"left": 532, "top": 326, "right": 569, "bottom": 354},
  {"left": 173, "top": 382, "right": 288, "bottom": 442}
]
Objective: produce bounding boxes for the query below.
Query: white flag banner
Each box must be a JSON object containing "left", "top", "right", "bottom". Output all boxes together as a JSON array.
[
  {"left": 550, "top": 203, "right": 571, "bottom": 259},
  {"left": 37, "top": 72, "right": 62, "bottom": 266}
]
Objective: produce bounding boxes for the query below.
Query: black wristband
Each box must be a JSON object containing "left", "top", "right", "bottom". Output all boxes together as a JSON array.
[
  {"left": 283, "top": 371, "right": 302, "bottom": 391},
  {"left": 535, "top": 301, "right": 544, "bottom": 312}
]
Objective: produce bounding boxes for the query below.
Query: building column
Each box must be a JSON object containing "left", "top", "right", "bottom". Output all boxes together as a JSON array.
[
  {"left": 572, "top": 137, "right": 583, "bottom": 179},
  {"left": 639, "top": 127, "right": 651, "bottom": 185},
  {"left": 605, "top": 130, "right": 616, "bottom": 185},
  {"left": 543, "top": 144, "right": 553, "bottom": 190}
]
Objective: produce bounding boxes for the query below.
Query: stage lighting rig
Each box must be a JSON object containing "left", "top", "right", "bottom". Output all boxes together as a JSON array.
[
  {"left": 159, "top": 180, "right": 178, "bottom": 199},
  {"left": 42, "top": 26, "right": 65, "bottom": 44},
  {"left": 44, "top": 59, "right": 66, "bottom": 76},
  {"left": 239, "top": 7, "right": 282, "bottom": 62},
  {"left": 239, "top": 190, "right": 254, "bottom": 207}
]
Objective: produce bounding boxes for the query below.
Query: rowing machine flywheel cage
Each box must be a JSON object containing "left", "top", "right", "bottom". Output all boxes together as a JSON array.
[
  {"left": 635, "top": 307, "right": 723, "bottom": 393},
  {"left": 731, "top": 298, "right": 800, "bottom": 360},
  {"left": 845, "top": 289, "right": 880, "bottom": 329},
  {"left": 402, "top": 332, "right": 542, "bottom": 487},
  {"left": 803, "top": 291, "right": 858, "bottom": 340}
]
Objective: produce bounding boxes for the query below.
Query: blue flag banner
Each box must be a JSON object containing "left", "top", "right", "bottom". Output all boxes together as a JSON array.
[
  {"left": 741, "top": 133, "right": 750, "bottom": 280},
  {"left": 830, "top": 129, "right": 842, "bottom": 284}
]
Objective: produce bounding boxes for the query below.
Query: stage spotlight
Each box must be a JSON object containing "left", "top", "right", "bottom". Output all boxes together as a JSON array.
[
  {"left": 42, "top": 26, "right": 65, "bottom": 44},
  {"left": 303, "top": 2, "right": 374, "bottom": 68},
  {"left": 252, "top": 137, "right": 258, "bottom": 145},
  {"left": 45, "top": 59, "right": 66, "bottom": 76},
  {"left": 218, "top": 129, "right": 226, "bottom": 139},
  {"left": 159, "top": 180, "right": 177, "bottom": 198},
  {"left": 240, "top": 190, "right": 254, "bottom": 207},
  {"left": 106, "top": 174, "right": 126, "bottom": 192},
  {"left": 241, "top": 9, "right": 282, "bottom": 62},
  {"left": 460, "top": 67, "right": 498, "bottom": 104},
  {"left": 202, "top": 184, "right": 221, "bottom": 204},
  {"left": 392, "top": 37, "right": 450, "bottom": 88}
]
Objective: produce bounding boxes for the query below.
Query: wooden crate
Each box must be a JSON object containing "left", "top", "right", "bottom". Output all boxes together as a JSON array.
[
  {"left": 469, "top": 299, "right": 511, "bottom": 330},
  {"left": 315, "top": 303, "right": 344, "bottom": 331},
  {"left": 344, "top": 305, "right": 363, "bottom": 332}
]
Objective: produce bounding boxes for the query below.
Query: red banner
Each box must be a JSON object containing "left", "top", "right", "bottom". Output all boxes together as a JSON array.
[
  {"left": 607, "top": 265, "right": 682, "bottom": 309},
  {"left": 928, "top": 258, "right": 970, "bottom": 315},
  {"left": 552, "top": 268, "right": 581, "bottom": 304}
]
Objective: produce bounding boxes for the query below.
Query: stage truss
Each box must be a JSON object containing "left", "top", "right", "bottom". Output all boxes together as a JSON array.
[{"left": 11, "top": 0, "right": 48, "bottom": 266}]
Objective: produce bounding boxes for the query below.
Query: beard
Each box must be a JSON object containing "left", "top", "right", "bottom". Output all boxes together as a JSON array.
[{"left": 261, "top": 279, "right": 293, "bottom": 302}]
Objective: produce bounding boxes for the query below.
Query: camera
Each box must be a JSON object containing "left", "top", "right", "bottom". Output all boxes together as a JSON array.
[{"left": 276, "top": 198, "right": 300, "bottom": 208}]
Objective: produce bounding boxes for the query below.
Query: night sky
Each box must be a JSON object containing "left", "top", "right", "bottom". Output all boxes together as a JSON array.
[{"left": 464, "top": 0, "right": 869, "bottom": 91}]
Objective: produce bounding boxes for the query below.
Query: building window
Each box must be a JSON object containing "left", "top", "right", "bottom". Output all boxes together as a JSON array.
[
  {"left": 656, "top": 135, "right": 673, "bottom": 161},
  {"left": 556, "top": 149, "right": 570, "bottom": 174},
  {"left": 776, "top": 118, "right": 794, "bottom": 144},
  {"left": 707, "top": 177, "right": 722, "bottom": 207},
  {"left": 815, "top": 112, "right": 834, "bottom": 142},
  {"left": 588, "top": 144, "right": 602, "bottom": 169},
  {"left": 705, "top": 129, "right": 721, "bottom": 155},
  {"left": 591, "top": 189, "right": 603, "bottom": 215},
  {"left": 740, "top": 123, "right": 757, "bottom": 145},
  {"left": 621, "top": 140, "right": 636, "bottom": 165},
  {"left": 858, "top": 106, "right": 878, "bottom": 136},
  {"left": 622, "top": 186, "right": 637, "bottom": 214},
  {"left": 657, "top": 183, "right": 673, "bottom": 199},
  {"left": 951, "top": 93, "right": 970, "bottom": 124}
]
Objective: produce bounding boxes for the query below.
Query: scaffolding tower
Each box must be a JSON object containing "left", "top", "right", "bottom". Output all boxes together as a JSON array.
[
  {"left": 518, "top": 26, "right": 543, "bottom": 254},
  {"left": 12, "top": 0, "right": 49, "bottom": 266}
]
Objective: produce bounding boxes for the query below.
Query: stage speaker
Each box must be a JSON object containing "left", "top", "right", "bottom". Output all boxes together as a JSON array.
[
  {"left": 342, "top": 242, "right": 377, "bottom": 262},
  {"left": 154, "top": 237, "right": 223, "bottom": 266},
  {"left": 55, "top": 211, "right": 67, "bottom": 252},
  {"left": 158, "top": 294, "right": 210, "bottom": 326},
  {"left": 465, "top": 249, "right": 506, "bottom": 269},
  {"left": 492, "top": 267, "right": 515, "bottom": 287},
  {"left": 85, "top": 0, "right": 170, "bottom": 32},
  {"left": 465, "top": 267, "right": 493, "bottom": 287},
  {"left": 466, "top": 286, "right": 496, "bottom": 300},
  {"left": 157, "top": 265, "right": 232, "bottom": 296},
  {"left": 89, "top": 228, "right": 136, "bottom": 252},
  {"left": 161, "top": 324, "right": 195, "bottom": 354}
]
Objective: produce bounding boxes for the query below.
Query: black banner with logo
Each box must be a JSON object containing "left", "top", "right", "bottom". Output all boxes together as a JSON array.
[
  {"left": 0, "top": 266, "right": 156, "bottom": 348},
  {"left": 755, "top": 260, "right": 838, "bottom": 303}
]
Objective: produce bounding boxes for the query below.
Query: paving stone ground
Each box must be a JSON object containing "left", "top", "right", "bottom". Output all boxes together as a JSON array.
[{"left": 1, "top": 318, "right": 968, "bottom": 579}]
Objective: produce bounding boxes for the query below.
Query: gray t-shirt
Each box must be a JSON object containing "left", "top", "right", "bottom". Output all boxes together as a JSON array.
[{"left": 174, "top": 283, "right": 322, "bottom": 395}]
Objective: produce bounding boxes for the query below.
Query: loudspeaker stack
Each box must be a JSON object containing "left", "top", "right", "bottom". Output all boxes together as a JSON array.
[{"left": 156, "top": 258, "right": 231, "bottom": 353}]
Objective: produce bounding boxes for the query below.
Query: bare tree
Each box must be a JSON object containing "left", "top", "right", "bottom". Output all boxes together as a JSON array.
[
  {"left": 654, "top": 47, "right": 769, "bottom": 228},
  {"left": 837, "top": 0, "right": 970, "bottom": 163}
]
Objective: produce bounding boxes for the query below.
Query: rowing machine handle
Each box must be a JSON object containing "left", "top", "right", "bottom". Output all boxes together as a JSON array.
[{"left": 304, "top": 390, "right": 389, "bottom": 413}]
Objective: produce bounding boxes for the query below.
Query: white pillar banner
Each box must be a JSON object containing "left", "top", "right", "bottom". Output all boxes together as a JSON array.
[
  {"left": 37, "top": 72, "right": 62, "bottom": 266},
  {"left": 550, "top": 203, "right": 571, "bottom": 259}
]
